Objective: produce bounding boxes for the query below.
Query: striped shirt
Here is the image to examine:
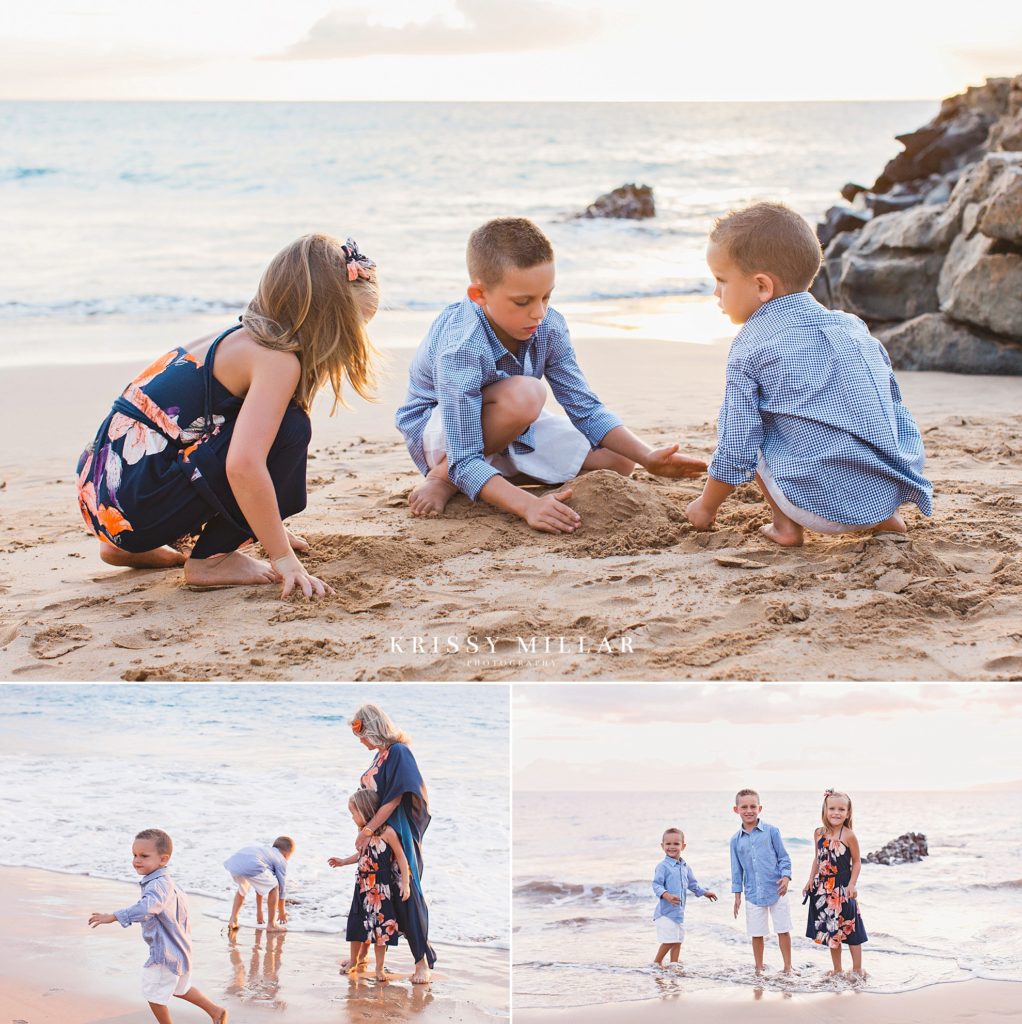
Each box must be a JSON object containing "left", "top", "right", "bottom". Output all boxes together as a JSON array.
[
  {"left": 114, "top": 867, "right": 192, "bottom": 975},
  {"left": 395, "top": 298, "right": 622, "bottom": 500},
  {"left": 709, "top": 292, "right": 932, "bottom": 525}
]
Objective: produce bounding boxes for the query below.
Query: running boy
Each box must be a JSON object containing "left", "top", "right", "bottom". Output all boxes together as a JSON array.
[
  {"left": 686, "top": 202, "right": 932, "bottom": 546},
  {"left": 223, "top": 837, "right": 294, "bottom": 932},
  {"left": 730, "top": 789, "right": 795, "bottom": 975},
  {"left": 396, "top": 217, "right": 706, "bottom": 532},
  {"left": 89, "top": 828, "right": 227, "bottom": 1024},
  {"left": 652, "top": 827, "right": 717, "bottom": 967}
]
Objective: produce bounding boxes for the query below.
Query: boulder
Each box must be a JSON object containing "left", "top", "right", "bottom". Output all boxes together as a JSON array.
[
  {"left": 877, "top": 313, "right": 1022, "bottom": 373},
  {"left": 978, "top": 165, "right": 1022, "bottom": 243},
  {"left": 837, "top": 248, "right": 944, "bottom": 322},
  {"left": 817, "top": 205, "right": 871, "bottom": 247},
  {"left": 865, "top": 833, "right": 928, "bottom": 865},
  {"left": 577, "top": 183, "right": 655, "bottom": 220},
  {"left": 841, "top": 182, "right": 867, "bottom": 203},
  {"left": 867, "top": 191, "right": 925, "bottom": 217},
  {"left": 941, "top": 250, "right": 1022, "bottom": 341},
  {"left": 852, "top": 201, "right": 959, "bottom": 254}
]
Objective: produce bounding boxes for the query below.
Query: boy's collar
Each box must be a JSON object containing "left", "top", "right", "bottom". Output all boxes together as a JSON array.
[
  {"left": 140, "top": 866, "right": 170, "bottom": 884},
  {"left": 467, "top": 296, "right": 539, "bottom": 363}
]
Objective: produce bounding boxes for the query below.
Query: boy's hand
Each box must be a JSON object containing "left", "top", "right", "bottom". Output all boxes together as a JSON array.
[
  {"left": 643, "top": 444, "right": 708, "bottom": 479},
  {"left": 257, "top": 911, "right": 265, "bottom": 924},
  {"left": 733, "top": 894, "right": 742, "bottom": 919},
  {"left": 662, "top": 893, "right": 681, "bottom": 905},
  {"left": 704, "top": 890, "right": 718, "bottom": 902},
  {"left": 777, "top": 877, "right": 790, "bottom": 897},
  {"left": 685, "top": 496, "right": 716, "bottom": 530},
  {"left": 525, "top": 489, "right": 581, "bottom": 534},
  {"left": 278, "top": 908, "right": 287, "bottom": 924},
  {"left": 89, "top": 912, "right": 116, "bottom": 928}
]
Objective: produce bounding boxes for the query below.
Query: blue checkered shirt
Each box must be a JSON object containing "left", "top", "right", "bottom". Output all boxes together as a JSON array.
[
  {"left": 709, "top": 292, "right": 932, "bottom": 525},
  {"left": 113, "top": 867, "right": 192, "bottom": 975},
  {"left": 395, "top": 298, "right": 622, "bottom": 500}
]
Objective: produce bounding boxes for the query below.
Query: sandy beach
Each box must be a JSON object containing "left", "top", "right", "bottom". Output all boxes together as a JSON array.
[
  {"left": 1, "top": 302, "right": 1020, "bottom": 681},
  {"left": 0, "top": 866, "right": 508, "bottom": 1023}
]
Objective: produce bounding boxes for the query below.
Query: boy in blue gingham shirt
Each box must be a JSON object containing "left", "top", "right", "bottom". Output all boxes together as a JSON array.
[
  {"left": 395, "top": 217, "right": 707, "bottom": 534},
  {"left": 686, "top": 201, "right": 932, "bottom": 546}
]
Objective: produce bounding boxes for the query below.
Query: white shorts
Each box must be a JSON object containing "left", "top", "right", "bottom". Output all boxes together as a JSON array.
[
  {"left": 423, "top": 405, "right": 592, "bottom": 486},
  {"left": 757, "top": 455, "right": 851, "bottom": 534},
  {"left": 232, "top": 869, "right": 279, "bottom": 897},
  {"left": 142, "top": 965, "right": 190, "bottom": 1005},
  {"left": 744, "top": 896, "right": 792, "bottom": 938},
  {"left": 655, "top": 916, "right": 686, "bottom": 944}
]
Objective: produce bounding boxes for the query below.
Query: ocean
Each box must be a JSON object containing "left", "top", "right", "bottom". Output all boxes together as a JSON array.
[
  {"left": 513, "top": 789, "right": 1022, "bottom": 1008},
  {"left": 0, "top": 100, "right": 935, "bottom": 366},
  {"left": 0, "top": 684, "right": 509, "bottom": 950}
]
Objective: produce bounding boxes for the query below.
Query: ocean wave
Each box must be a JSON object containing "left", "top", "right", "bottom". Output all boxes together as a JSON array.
[
  {"left": 515, "top": 879, "right": 645, "bottom": 904},
  {"left": 966, "top": 878, "right": 1022, "bottom": 891},
  {"left": 0, "top": 294, "right": 247, "bottom": 320},
  {"left": 3, "top": 166, "right": 57, "bottom": 180}
]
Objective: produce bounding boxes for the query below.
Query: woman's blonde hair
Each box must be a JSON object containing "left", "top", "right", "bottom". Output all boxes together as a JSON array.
[
  {"left": 349, "top": 788, "right": 381, "bottom": 825},
  {"left": 351, "top": 703, "right": 411, "bottom": 748},
  {"left": 242, "top": 233, "right": 379, "bottom": 413},
  {"left": 821, "top": 789, "right": 854, "bottom": 830}
]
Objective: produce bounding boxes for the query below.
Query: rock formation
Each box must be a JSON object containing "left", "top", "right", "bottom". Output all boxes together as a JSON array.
[
  {"left": 865, "top": 832, "right": 929, "bottom": 865},
  {"left": 577, "top": 183, "right": 655, "bottom": 219},
  {"left": 812, "top": 75, "right": 1022, "bottom": 374}
]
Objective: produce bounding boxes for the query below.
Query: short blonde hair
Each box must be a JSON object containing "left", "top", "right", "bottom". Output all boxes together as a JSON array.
[
  {"left": 349, "top": 788, "right": 381, "bottom": 824},
  {"left": 242, "top": 233, "right": 379, "bottom": 414},
  {"left": 710, "top": 202, "right": 822, "bottom": 293},
  {"left": 734, "top": 788, "right": 760, "bottom": 804},
  {"left": 351, "top": 704, "right": 410, "bottom": 748},
  {"left": 467, "top": 217, "right": 554, "bottom": 286},
  {"left": 662, "top": 827, "right": 685, "bottom": 842},
  {"left": 821, "top": 790, "right": 854, "bottom": 830}
]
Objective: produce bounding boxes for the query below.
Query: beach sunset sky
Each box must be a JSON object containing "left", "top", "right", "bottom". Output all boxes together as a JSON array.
[
  {"left": 514, "top": 684, "right": 1022, "bottom": 791},
  {"left": 5, "top": 0, "right": 1022, "bottom": 102}
]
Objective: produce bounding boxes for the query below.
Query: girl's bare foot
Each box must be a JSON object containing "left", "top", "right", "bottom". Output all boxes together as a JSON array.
[
  {"left": 871, "top": 513, "right": 907, "bottom": 535},
  {"left": 409, "top": 476, "right": 458, "bottom": 517},
  {"left": 375, "top": 968, "right": 389, "bottom": 982},
  {"left": 760, "top": 520, "right": 804, "bottom": 547},
  {"left": 184, "top": 551, "right": 277, "bottom": 588},
  {"left": 285, "top": 529, "right": 310, "bottom": 553},
  {"left": 100, "top": 541, "right": 186, "bottom": 569},
  {"left": 339, "top": 956, "right": 369, "bottom": 973}
]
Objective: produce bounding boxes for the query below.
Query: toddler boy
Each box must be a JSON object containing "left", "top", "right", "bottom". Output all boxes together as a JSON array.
[
  {"left": 730, "top": 790, "right": 794, "bottom": 974},
  {"left": 223, "top": 837, "right": 294, "bottom": 932},
  {"left": 652, "top": 827, "right": 717, "bottom": 967},
  {"left": 396, "top": 217, "right": 706, "bottom": 532},
  {"left": 686, "top": 201, "right": 932, "bottom": 546},
  {"left": 89, "top": 828, "right": 227, "bottom": 1024}
]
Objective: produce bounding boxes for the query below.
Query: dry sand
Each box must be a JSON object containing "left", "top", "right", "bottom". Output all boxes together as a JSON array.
[
  {"left": 0, "top": 866, "right": 507, "bottom": 1023},
  {"left": 1, "top": 311, "right": 1020, "bottom": 681},
  {"left": 513, "top": 981, "right": 1022, "bottom": 1024}
]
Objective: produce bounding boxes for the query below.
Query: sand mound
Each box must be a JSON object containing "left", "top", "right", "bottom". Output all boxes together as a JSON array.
[{"left": 556, "top": 470, "right": 690, "bottom": 557}]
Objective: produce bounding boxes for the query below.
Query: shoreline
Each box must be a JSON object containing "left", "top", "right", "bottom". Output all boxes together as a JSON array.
[{"left": 0, "top": 865, "right": 508, "bottom": 1022}]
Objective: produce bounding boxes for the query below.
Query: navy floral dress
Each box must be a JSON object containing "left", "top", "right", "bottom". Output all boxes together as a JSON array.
[
  {"left": 76, "top": 324, "right": 311, "bottom": 558},
  {"left": 806, "top": 827, "right": 868, "bottom": 947},
  {"left": 352, "top": 831, "right": 401, "bottom": 947},
  {"left": 359, "top": 743, "right": 436, "bottom": 968}
]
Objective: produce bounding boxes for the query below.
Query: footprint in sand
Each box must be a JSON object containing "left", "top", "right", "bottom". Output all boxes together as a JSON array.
[{"left": 30, "top": 624, "right": 92, "bottom": 660}]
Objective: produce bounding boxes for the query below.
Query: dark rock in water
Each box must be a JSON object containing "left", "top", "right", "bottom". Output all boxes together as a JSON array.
[
  {"left": 577, "top": 183, "right": 655, "bottom": 220},
  {"left": 877, "top": 313, "right": 1022, "bottom": 374},
  {"left": 866, "top": 833, "right": 928, "bottom": 865},
  {"left": 817, "top": 205, "right": 871, "bottom": 247},
  {"left": 841, "top": 182, "right": 867, "bottom": 203}
]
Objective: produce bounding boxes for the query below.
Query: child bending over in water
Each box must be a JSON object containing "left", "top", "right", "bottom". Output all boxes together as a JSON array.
[{"left": 76, "top": 234, "right": 379, "bottom": 597}]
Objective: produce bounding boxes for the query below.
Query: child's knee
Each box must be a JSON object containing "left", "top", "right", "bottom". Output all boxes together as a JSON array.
[{"left": 502, "top": 376, "right": 546, "bottom": 422}]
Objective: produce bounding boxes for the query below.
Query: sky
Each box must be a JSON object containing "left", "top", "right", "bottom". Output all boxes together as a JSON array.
[
  {"left": 4, "top": 0, "right": 1022, "bottom": 102},
  {"left": 514, "top": 684, "right": 1022, "bottom": 792}
]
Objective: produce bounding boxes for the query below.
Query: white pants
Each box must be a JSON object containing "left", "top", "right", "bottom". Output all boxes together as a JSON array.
[
  {"left": 655, "top": 916, "right": 686, "bottom": 943},
  {"left": 757, "top": 455, "right": 850, "bottom": 533},
  {"left": 423, "top": 406, "right": 592, "bottom": 485},
  {"left": 745, "top": 896, "right": 792, "bottom": 938},
  {"left": 142, "top": 965, "right": 190, "bottom": 1005},
  {"left": 232, "top": 869, "right": 279, "bottom": 897}
]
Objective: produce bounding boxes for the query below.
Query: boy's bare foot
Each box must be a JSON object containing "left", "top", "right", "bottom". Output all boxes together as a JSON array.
[
  {"left": 339, "top": 955, "right": 369, "bottom": 972},
  {"left": 411, "top": 962, "right": 432, "bottom": 985},
  {"left": 285, "top": 529, "right": 310, "bottom": 553},
  {"left": 824, "top": 968, "right": 844, "bottom": 977},
  {"left": 782, "top": 966, "right": 800, "bottom": 976},
  {"left": 227, "top": 920, "right": 239, "bottom": 932},
  {"left": 211, "top": 1010, "right": 227, "bottom": 1024},
  {"left": 100, "top": 541, "right": 186, "bottom": 569},
  {"left": 870, "top": 513, "right": 907, "bottom": 535},
  {"left": 266, "top": 922, "right": 286, "bottom": 932},
  {"left": 760, "top": 520, "right": 804, "bottom": 547},
  {"left": 184, "top": 551, "right": 277, "bottom": 589},
  {"left": 409, "top": 477, "right": 458, "bottom": 517},
  {"left": 755, "top": 964, "right": 766, "bottom": 975}
]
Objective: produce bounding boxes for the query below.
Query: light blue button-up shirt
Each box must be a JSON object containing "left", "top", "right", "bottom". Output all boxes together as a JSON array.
[
  {"left": 652, "top": 855, "right": 707, "bottom": 923},
  {"left": 223, "top": 845, "right": 288, "bottom": 898},
  {"left": 730, "top": 821, "right": 792, "bottom": 907},
  {"left": 396, "top": 298, "right": 623, "bottom": 501},
  {"left": 709, "top": 291, "right": 932, "bottom": 525},
  {"left": 114, "top": 867, "right": 192, "bottom": 975}
]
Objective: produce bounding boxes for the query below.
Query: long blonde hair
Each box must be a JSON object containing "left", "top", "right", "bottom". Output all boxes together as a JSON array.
[
  {"left": 351, "top": 703, "right": 410, "bottom": 748},
  {"left": 820, "top": 789, "right": 854, "bottom": 830},
  {"left": 349, "top": 788, "right": 381, "bottom": 826},
  {"left": 242, "top": 233, "right": 379, "bottom": 413}
]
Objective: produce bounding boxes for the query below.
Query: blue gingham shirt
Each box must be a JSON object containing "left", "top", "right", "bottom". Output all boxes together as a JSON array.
[
  {"left": 710, "top": 292, "right": 932, "bottom": 525},
  {"left": 223, "top": 845, "right": 288, "bottom": 899},
  {"left": 395, "top": 298, "right": 622, "bottom": 500},
  {"left": 730, "top": 821, "right": 792, "bottom": 907},
  {"left": 114, "top": 867, "right": 192, "bottom": 975},
  {"left": 652, "top": 855, "right": 707, "bottom": 923}
]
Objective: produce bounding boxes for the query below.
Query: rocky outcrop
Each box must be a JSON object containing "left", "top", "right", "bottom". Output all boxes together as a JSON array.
[
  {"left": 812, "top": 75, "right": 1022, "bottom": 373},
  {"left": 577, "top": 183, "right": 655, "bottom": 219},
  {"left": 865, "top": 833, "right": 929, "bottom": 865}
]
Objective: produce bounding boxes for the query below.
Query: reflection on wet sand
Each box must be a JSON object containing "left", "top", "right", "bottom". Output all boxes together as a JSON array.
[{"left": 226, "top": 928, "right": 287, "bottom": 1010}]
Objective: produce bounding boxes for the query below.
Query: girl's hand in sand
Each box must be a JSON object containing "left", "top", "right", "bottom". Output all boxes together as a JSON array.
[
  {"left": 525, "top": 489, "right": 581, "bottom": 534},
  {"left": 89, "top": 912, "right": 116, "bottom": 927},
  {"left": 643, "top": 444, "right": 708, "bottom": 479},
  {"left": 272, "top": 551, "right": 334, "bottom": 599},
  {"left": 685, "top": 496, "right": 716, "bottom": 530}
]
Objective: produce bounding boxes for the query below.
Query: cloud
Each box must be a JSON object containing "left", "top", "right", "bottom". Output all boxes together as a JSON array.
[{"left": 271, "top": 0, "right": 602, "bottom": 60}]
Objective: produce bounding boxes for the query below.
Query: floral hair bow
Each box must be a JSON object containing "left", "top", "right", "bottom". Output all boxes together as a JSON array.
[
  {"left": 823, "top": 788, "right": 835, "bottom": 797},
  {"left": 340, "top": 238, "right": 376, "bottom": 282},
  {"left": 351, "top": 718, "right": 363, "bottom": 734}
]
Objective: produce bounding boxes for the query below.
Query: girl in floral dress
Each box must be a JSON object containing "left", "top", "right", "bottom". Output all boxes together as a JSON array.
[
  {"left": 75, "top": 234, "right": 378, "bottom": 598},
  {"left": 802, "top": 789, "right": 868, "bottom": 977},
  {"left": 329, "top": 789, "right": 411, "bottom": 981}
]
